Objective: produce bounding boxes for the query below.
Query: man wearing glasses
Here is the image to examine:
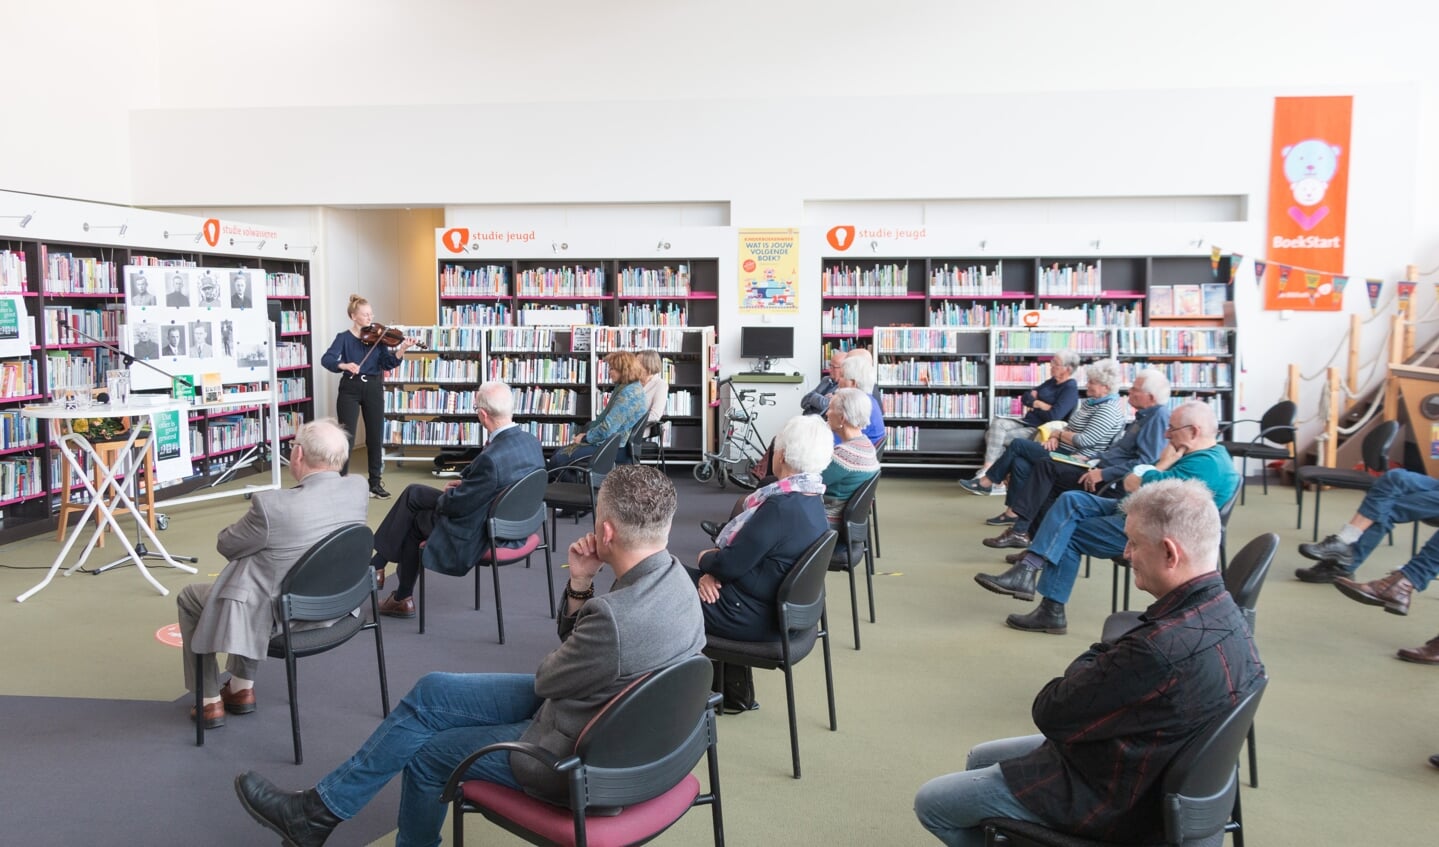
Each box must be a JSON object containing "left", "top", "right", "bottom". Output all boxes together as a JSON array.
[{"left": 974, "top": 400, "right": 1239, "bottom": 635}]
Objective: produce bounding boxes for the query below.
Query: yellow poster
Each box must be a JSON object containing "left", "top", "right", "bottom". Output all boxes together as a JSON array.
[{"left": 738, "top": 228, "right": 799, "bottom": 313}]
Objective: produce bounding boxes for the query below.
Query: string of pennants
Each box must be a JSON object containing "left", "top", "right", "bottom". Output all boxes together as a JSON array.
[{"left": 1206, "top": 245, "right": 1414, "bottom": 313}]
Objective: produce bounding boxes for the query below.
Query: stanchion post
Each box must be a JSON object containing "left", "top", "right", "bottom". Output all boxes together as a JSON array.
[
  {"left": 1385, "top": 313, "right": 1405, "bottom": 421},
  {"left": 1324, "top": 367, "right": 1340, "bottom": 468},
  {"left": 1347, "top": 313, "right": 1360, "bottom": 400}
]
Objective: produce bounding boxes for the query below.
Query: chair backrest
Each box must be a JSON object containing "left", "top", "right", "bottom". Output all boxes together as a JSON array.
[
  {"left": 487, "top": 467, "right": 548, "bottom": 541},
  {"left": 278, "top": 524, "right": 376, "bottom": 623},
  {"left": 1216, "top": 487, "right": 1240, "bottom": 528},
  {"left": 1258, "top": 401, "right": 1297, "bottom": 445},
  {"left": 1362, "top": 420, "right": 1401, "bottom": 473},
  {"left": 587, "top": 433, "right": 626, "bottom": 491},
  {"left": 573, "top": 654, "right": 715, "bottom": 808},
  {"left": 873, "top": 433, "right": 888, "bottom": 463},
  {"left": 777, "top": 530, "right": 840, "bottom": 635},
  {"left": 624, "top": 415, "right": 652, "bottom": 461},
  {"left": 838, "top": 474, "right": 880, "bottom": 546},
  {"left": 1222, "top": 533, "right": 1278, "bottom": 632},
  {"left": 1161, "top": 681, "right": 1267, "bottom": 845}
]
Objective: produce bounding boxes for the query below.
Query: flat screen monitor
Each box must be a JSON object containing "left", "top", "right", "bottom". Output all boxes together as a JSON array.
[{"left": 740, "top": 326, "right": 794, "bottom": 360}]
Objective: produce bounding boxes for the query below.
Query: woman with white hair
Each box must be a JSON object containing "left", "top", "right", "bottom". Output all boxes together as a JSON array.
[
  {"left": 971, "top": 350, "right": 1080, "bottom": 490},
  {"left": 960, "top": 358, "right": 1125, "bottom": 507},
  {"left": 693, "top": 414, "right": 832, "bottom": 712},
  {"left": 822, "top": 387, "right": 880, "bottom": 527}
]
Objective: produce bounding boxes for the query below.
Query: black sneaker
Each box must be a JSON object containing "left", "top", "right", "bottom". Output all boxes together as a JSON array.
[
  {"left": 1298, "top": 534, "right": 1355, "bottom": 568},
  {"left": 1294, "top": 561, "right": 1350, "bottom": 584},
  {"left": 369, "top": 484, "right": 391, "bottom": 499}
]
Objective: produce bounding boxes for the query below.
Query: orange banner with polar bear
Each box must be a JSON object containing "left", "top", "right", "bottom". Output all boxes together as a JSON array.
[{"left": 1264, "top": 96, "right": 1352, "bottom": 311}]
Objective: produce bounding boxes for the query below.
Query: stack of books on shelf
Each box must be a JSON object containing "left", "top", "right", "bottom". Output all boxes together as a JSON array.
[
  {"left": 518, "top": 420, "right": 577, "bottom": 447},
  {"left": 994, "top": 329, "right": 1110, "bottom": 356},
  {"left": 384, "top": 387, "right": 478, "bottom": 415},
  {"left": 491, "top": 327, "right": 555, "bottom": 352},
  {"left": 993, "top": 362, "right": 1054, "bottom": 385},
  {"left": 0, "top": 455, "right": 43, "bottom": 503},
  {"left": 517, "top": 266, "right": 605, "bottom": 297},
  {"left": 821, "top": 263, "right": 910, "bottom": 296},
  {"left": 441, "top": 264, "right": 510, "bottom": 296},
  {"left": 440, "top": 303, "right": 513, "bottom": 326},
  {"left": 884, "top": 425, "right": 920, "bottom": 452},
  {"left": 207, "top": 415, "right": 263, "bottom": 455},
  {"left": 1038, "top": 262, "right": 1100, "bottom": 296},
  {"left": 275, "top": 377, "right": 308, "bottom": 401},
  {"left": 279, "top": 310, "right": 308, "bottom": 333},
  {"left": 929, "top": 263, "right": 1003, "bottom": 296},
  {"left": 594, "top": 327, "right": 689, "bottom": 353},
  {"left": 881, "top": 391, "right": 985, "bottom": 420},
  {"left": 618, "top": 266, "right": 690, "bottom": 296},
  {"left": 821, "top": 305, "right": 859, "bottom": 334},
  {"left": 511, "top": 387, "right": 578, "bottom": 416},
  {"left": 267, "top": 412, "right": 304, "bottom": 440},
  {"left": 276, "top": 342, "right": 310, "bottom": 369},
  {"left": 875, "top": 328, "right": 975, "bottom": 354},
  {"left": 383, "top": 419, "right": 484, "bottom": 446},
  {"left": 392, "top": 356, "right": 481, "bottom": 384},
  {"left": 1116, "top": 328, "right": 1231, "bottom": 356},
  {"left": 663, "top": 391, "right": 695, "bottom": 416},
  {"left": 43, "top": 253, "right": 118, "bottom": 295},
  {"left": 265, "top": 272, "right": 305, "bottom": 296},
  {"left": 0, "top": 410, "right": 39, "bottom": 450},
  {"left": 930, "top": 301, "right": 1032, "bottom": 327},
  {"left": 1, "top": 249, "right": 28, "bottom": 291},
  {"left": 1120, "top": 361, "right": 1232, "bottom": 389},
  {"left": 0, "top": 361, "right": 39, "bottom": 398},
  {"left": 488, "top": 355, "right": 586, "bottom": 384},
  {"left": 431, "top": 327, "right": 488, "bottom": 351},
  {"left": 878, "top": 358, "right": 983, "bottom": 387},
  {"left": 132, "top": 255, "right": 198, "bottom": 268},
  {"left": 618, "top": 302, "right": 687, "bottom": 326},
  {"left": 42, "top": 306, "right": 119, "bottom": 345}
]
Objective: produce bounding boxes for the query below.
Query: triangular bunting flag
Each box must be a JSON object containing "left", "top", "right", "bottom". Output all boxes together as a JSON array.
[
  {"left": 1366, "top": 278, "right": 1383, "bottom": 312},
  {"left": 1304, "top": 271, "right": 1321, "bottom": 303},
  {"left": 1210, "top": 246, "right": 1222, "bottom": 277},
  {"left": 1229, "top": 253, "right": 1243, "bottom": 286},
  {"left": 1279, "top": 266, "right": 1291, "bottom": 290},
  {"left": 1253, "top": 260, "right": 1267, "bottom": 287},
  {"left": 1333, "top": 275, "right": 1348, "bottom": 297},
  {"left": 1398, "top": 280, "right": 1416, "bottom": 310}
]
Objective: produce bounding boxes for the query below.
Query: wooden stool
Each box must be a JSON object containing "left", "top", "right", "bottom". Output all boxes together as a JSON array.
[{"left": 56, "top": 437, "right": 156, "bottom": 547}]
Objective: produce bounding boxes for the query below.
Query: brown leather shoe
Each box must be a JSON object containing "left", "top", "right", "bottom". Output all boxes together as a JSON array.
[
  {"left": 982, "top": 529, "right": 1032, "bottom": 550},
  {"left": 220, "top": 681, "right": 257, "bottom": 715},
  {"left": 378, "top": 592, "right": 416, "bottom": 618},
  {"left": 1334, "top": 571, "right": 1414, "bottom": 615},
  {"left": 1005, "top": 550, "right": 1028, "bottom": 565},
  {"left": 1430, "top": 754, "right": 1439, "bottom": 769},
  {"left": 374, "top": 566, "right": 386, "bottom": 591},
  {"left": 1397, "top": 635, "right": 1439, "bottom": 666},
  {"left": 190, "top": 700, "right": 226, "bottom": 729}
]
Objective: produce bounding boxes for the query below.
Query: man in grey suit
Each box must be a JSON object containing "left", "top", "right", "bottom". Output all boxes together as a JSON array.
[
  {"left": 371, "top": 380, "right": 545, "bottom": 618},
  {"left": 235, "top": 465, "right": 706, "bottom": 847},
  {"left": 176, "top": 418, "right": 369, "bottom": 729}
]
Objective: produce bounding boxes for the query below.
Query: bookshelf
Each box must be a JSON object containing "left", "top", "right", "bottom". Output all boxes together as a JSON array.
[
  {"left": 592, "top": 326, "right": 715, "bottom": 463},
  {"left": 874, "top": 327, "right": 990, "bottom": 466},
  {"left": 0, "top": 238, "right": 314, "bottom": 544}
]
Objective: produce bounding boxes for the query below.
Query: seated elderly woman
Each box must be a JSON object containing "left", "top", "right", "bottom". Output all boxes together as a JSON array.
[
  {"left": 970, "top": 349, "right": 1080, "bottom": 490},
  {"left": 692, "top": 414, "right": 832, "bottom": 712},
  {"left": 822, "top": 387, "right": 880, "bottom": 527},
  {"left": 959, "top": 358, "right": 1125, "bottom": 504}
]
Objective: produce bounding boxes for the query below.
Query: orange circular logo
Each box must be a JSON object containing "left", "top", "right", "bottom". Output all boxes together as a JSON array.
[
  {"left": 1022, "top": 311, "right": 1041, "bottom": 327},
  {"left": 742, "top": 259, "right": 756, "bottom": 273},
  {"left": 155, "top": 623, "right": 184, "bottom": 647}
]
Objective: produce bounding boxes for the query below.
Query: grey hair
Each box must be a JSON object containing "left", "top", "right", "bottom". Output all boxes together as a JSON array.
[
  {"left": 830, "top": 387, "right": 872, "bottom": 429},
  {"left": 294, "top": 417, "right": 350, "bottom": 470},
  {"left": 1052, "top": 349, "right": 1081, "bottom": 371},
  {"left": 475, "top": 380, "right": 515, "bottom": 420},
  {"left": 1083, "top": 358, "right": 1122, "bottom": 393},
  {"left": 1171, "top": 399, "right": 1218, "bottom": 438},
  {"left": 1134, "top": 368, "right": 1172, "bottom": 404},
  {"left": 774, "top": 414, "right": 835, "bottom": 475},
  {"left": 596, "top": 465, "right": 676, "bottom": 548},
  {"left": 1121, "top": 478, "right": 1221, "bottom": 571},
  {"left": 841, "top": 355, "right": 877, "bottom": 393}
]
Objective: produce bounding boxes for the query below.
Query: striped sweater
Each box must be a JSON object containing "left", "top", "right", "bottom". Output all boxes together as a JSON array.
[{"left": 1065, "top": 394, "right": 1126, "bottom": 456}]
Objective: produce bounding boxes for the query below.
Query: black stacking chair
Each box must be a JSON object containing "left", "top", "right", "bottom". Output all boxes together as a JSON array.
[
  {"left": 1296, "top": 420, "right": 1400, "bottom": 539},
  {"left": 440, "top": 655, "right": 724, "bottom": 847},
  {"left": 416, "top": 468, "right": 553, "bottom": 643},
  {"left": 1218, "top": 400, "right": 1297, "bottom": 506},
  {"left": 828, "top": 474, "right": 879, "bottom": 650},
  {"left": 982, "top": 681, "right": 1266, "bottom": 847},
  {"left": 628, "top": 417, "right": 667, "bottom": 472},
  {"left": 1102, "top": 533, "right": 1277, "bottom": 789},
  {"left": 704, "top": 530, "right": 839, "bottom": 779},
  {"left": 196, "top": 524, "right": 389, "bottom": 764},
  {"left": 543, "top": 433, "right": 625, "bottom": 550}
]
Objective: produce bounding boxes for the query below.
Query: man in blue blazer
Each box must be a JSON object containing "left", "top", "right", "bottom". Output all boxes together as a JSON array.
[{"left": 373, "top": 380, "right": 545, "bottom": 617}]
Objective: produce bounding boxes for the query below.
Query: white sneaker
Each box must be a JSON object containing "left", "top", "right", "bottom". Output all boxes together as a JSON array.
[{"left": 989, "top": 484, "right": 1007, "bottom": 496}]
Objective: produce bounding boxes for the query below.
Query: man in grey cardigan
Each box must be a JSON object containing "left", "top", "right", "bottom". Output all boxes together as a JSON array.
[
  {"left": 235, "top": 465, "right": 706, "bottom": 847},
  {"left": 176, "top": 418, "right": 369, "bottom": 728}
]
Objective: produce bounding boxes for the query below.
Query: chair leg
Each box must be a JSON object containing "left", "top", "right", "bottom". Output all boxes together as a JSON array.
[
  {"left": 492, "top": 564, "right": 505, "bottom": 645},
  {"left": 782, "top": 664, "right": 802, "bottom": 780},
  {"left": 372, "top": 597, "right": 391, "bottom": 717},
  {"left": 418, "top": 564, "right": 427, "bottom": 635},
  {"left": 1296, "top": 475, "right": 1304, "bottom": 530},
  {"left": 820, "top": 610, "right": 836, "bottom": 733},
  {"left": 846, "top": 566, "right": 861, "bottom": 651},
  {"left": 1260, "top": 457, "right": 1268, "bottom": 496},
  {"left": 549, "top": 509, "right": 558, "bottom": 552},
  {"left": 1414, "top": 522, "right": 1421, "bottom": 558},
  {"left": 474, "top": 560, "right": 483, "bottom": 610},
  {"left": 1312, "top": 487, "right": 1322, "bottom": 542},
  {"left": 1238, "top": 456, "right": 1247, "bottom": 506},
  {"left": 870, "top": 499, "right": 881, "bottom": 559},
  {"left": 1231, "top": 766, "right": 1246, "bottom": 847},
  {"left": 1247, "top": 724, "right": 1258, "bottom": 788},
  {"left": 1084, "top": 554, "right": 1090, "bottom": 579},
  {"left": 542, "top": 528, "right": 556, "bottom": 619},
  {"left": 194, "top": 652, "right": 206, "bottom": 747},
  {"left": 285, "top": 650, "right": 303, "bottom": 764},
  {"left": 864, "top": 541, "right": 876, "bottom": 624},
  {"left": 1110, "top": 562, "right": 1119, "bottom": 614}
]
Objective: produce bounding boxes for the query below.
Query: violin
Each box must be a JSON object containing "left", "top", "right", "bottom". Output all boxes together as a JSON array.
[{"left": 360, "top": 322, "right": 428, "bottom": 350}]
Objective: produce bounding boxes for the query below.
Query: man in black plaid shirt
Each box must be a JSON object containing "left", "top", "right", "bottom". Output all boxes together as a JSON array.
[{"left": 916, "top": 479, "right": 1266, "bottom": 846}]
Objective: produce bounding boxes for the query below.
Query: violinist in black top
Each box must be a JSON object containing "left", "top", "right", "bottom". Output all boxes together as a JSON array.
[{"left": 321, "top": 294, "right": 416, "bottom": 498}]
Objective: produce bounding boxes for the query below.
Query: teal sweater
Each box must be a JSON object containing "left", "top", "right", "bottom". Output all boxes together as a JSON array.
[{"left": 1140, "top": 445, "right": 1240, "bottom": 507}]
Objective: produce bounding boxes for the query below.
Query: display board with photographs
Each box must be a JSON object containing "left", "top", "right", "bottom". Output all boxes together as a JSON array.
[{"left": 122, "top": 266, "right": 272, "bottom": 390}]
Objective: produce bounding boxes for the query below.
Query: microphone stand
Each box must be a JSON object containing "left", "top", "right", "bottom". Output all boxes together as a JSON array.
[{"left": 54, "top": 323, "right": 201, "bottom": 574}]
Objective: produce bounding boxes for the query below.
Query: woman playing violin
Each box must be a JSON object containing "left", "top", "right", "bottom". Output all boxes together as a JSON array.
[{"left": 321, "top": 293, "right": 415, "bottom": 498}]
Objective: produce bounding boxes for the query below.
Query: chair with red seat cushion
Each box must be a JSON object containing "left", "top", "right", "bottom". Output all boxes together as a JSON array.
[
  {"left": 418, "top": 468, "right": 554, "bottom": 643},
  {"left": 440, "top": 654, "right": 724, "bottom": 847}
]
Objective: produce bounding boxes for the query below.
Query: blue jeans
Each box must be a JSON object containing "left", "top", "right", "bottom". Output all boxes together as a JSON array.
[
  {"left": 987, "top": 438, "right": 1049, "bottom": 496},
  {"left": 1029, "top": 491, "right": 1128, "bottom": 604},
  {"left": 1353, "top": 469, "right": 1439, "bottom": 589},
  {"left": 316, "top": 673, "right": 540, "bottom": 847},
  {"left": 915, "top": 734, "right": 1049, "bottom": 847}
]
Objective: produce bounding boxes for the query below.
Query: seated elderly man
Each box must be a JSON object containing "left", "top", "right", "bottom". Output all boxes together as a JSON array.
[
  {"left": 974, "top": 401, "right": 1238, "bottom": 634},
  {"left": 980, "top": 368, "right": 1171, "bottom": 551},
  {"left": 692, "top": 414, "right": 831, "bottom": 712},
  {"left": 800, "top": 349, "right": 846, "bottom": 415},
  {"left": 821, "top": 387, "right": 880, "bottom": 527},
  {"left": 837, "top": 351, "right": 885, "bottom": 446},
  {"left": 915, "top": 479, "right": 1266, "bottom": 846}
]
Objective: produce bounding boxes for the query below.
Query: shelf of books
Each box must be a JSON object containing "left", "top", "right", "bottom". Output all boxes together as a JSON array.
[
  {"left": 874, "top": 327, "right": 990, "bottom": 467},
  {"left": 591, "top": 325, "right": 715, "bottom": 465},
  {"left": 1116, "top": 327, "right": 1237, "bottom": 421}
]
